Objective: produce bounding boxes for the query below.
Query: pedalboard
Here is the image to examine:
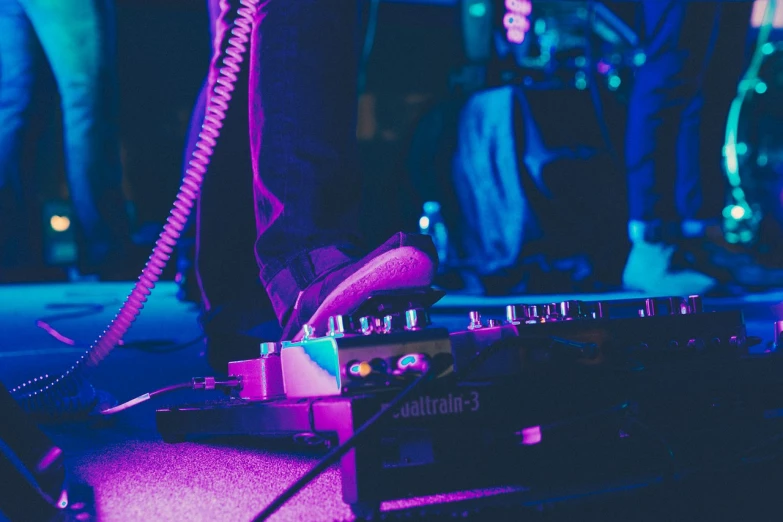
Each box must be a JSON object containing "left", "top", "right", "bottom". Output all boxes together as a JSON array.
[{"left": 156, "top": 291, "right": 783, "bottom": 517}]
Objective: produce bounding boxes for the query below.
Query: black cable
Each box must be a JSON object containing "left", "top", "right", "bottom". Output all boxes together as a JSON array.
[
  {"left": 251, "top": 355, "right": 453, "bottom": 522},
  {"left": 101, "top": 377, "right": 240, "bottom": 415}
]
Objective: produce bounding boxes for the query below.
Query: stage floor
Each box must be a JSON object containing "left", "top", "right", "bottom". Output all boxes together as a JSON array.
[{"left": 1, "top": 282, "right": 782, "bottom": 521}]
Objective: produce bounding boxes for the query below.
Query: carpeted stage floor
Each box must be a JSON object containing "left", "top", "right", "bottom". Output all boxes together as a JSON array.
[{"left": 1, "top": 282, "right": 782, "bottom": 521}]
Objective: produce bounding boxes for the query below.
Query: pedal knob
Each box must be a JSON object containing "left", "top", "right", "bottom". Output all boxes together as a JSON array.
[
  {"left": 302, "top": 324, "right": 316, "bottom": 340},
  {"left": 688, "top": 295, "right": 703, "bottom": 314},
  {"left": 487, "top": 319, "right": 500, "bottom": 327},
  {"left": 405, "top": 308, "right": 429, "bottom": 331},
  {"left": 327, "top": 315, "right": 350, "bottom": 337},
  {"left": 359, "top": 316, "right": 375, "bottom": 335},
  {"left": 468, "top": 311, "right": 483, "bottom": 330},
  {"left": 644, "top": 298, "right": 658, "bottom": 317},
  {"left": 544, "top": 303, "right": 560, "bottom": 321},
  {"left": 525, "top": 305, "right": 541, "bottom": 323},
  {"left": 669, "top": 297, "right": 688, "bottom": 315},
  {"left": 383, "top": 315, "right": 394, "bottom": 333},
  {"left": 505, "top": 304, "right": 525, "bottom": 325},
  {"left": 260, "top": 342, "right": 278, "bottom": 355},
  {"left": 558, "top": 300, "right": 581, "bottom": 320}
]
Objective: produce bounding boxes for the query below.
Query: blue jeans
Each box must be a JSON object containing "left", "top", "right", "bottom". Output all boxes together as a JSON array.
[
  {"left": 626, "top": 0, "right": 752, "bottom": 240},
  {"left": 0, "top": 0, "right": 129, "bottom": 268},
  {"left": 192, "top": 0, "right": 362, "bottom": 321}
]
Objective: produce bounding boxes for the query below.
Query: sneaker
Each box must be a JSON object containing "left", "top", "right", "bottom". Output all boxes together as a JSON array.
[
  {"left": 622, "top": 240, "right": 717, "bottom": 296},
  {"left": 273, "top": 232, "right": 438, "bottom": 341}
]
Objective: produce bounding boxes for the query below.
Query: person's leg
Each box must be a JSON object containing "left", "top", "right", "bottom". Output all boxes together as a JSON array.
[
  {"left": 623, "top": 0, "right": 722, "bottom": 295},
  {"left": 20, "top": 0, "right": 132, "bottom": 274},
  {"left": 0, "top": 0, "right": 37, "bottom": 269},
  {"left": 194, "top": 0, "right": 280, "bottom": 371},
  {"left": 248, "top": 0, "right": 437, "bottom": 340}
]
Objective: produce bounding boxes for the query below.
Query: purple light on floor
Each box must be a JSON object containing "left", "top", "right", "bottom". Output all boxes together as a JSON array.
[
  {"left": 520, "top": 426, "right": 541, "bottom": 445},
  {"left": 36, "top": 320, "right": 77, "bottom": 346}
]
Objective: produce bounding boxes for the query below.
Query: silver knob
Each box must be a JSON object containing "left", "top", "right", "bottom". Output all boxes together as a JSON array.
[
  {"left": 505, "top": 304, "right": 525, "bottom": 325},
  {"left": 558, "top": 300, "right": 581, "bottom": 319},
  {"left": 468, "top": 311, "right": 483, "bottom": 330},
  {"left": 544, "top": 303, "right": 560, "bottom": 320},
  {"left": 774, "top": 320, "right": 783, "bottom": 349},
  {"left": 525, "top": 305, "right": 541, "bottom": 323},
  {"left": 668, "top": 297, "right": 686, "bottom": 315},
  {"left": 327, "top": 315, "right": 350, "bottom": 337},
  {"left": 688, "top": 295, "right": 703, "bottom": 314},
  {"left": 487, "top": 319, "right": 500, "bottom": 327},
  {"left": 359, "top": 316, "right": 373, "bottom": 335},
  {"left": 383, "top": 315, "right": 394, "bottom": 334},
  {"left": 644, "top": 298, "right": 658, "bottom": 317},
  {"left": 302, "top": 324, "right": 316, "bottom": 340},
  {"left": 260, "top": 342, "right": 278, "bottom": 355},
  {"left": 405, "top": 308, "right": 428, "bottom": 331}
]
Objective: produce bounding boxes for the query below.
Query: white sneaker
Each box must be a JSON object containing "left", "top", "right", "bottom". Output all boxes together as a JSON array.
[{"left": 622, "top": 240, "right": 716, "bottom": 296}]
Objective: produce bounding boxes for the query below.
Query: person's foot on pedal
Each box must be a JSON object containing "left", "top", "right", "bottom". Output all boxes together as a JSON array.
[{"left": 270, "top": 232, "right": 438, "bottom": 342}]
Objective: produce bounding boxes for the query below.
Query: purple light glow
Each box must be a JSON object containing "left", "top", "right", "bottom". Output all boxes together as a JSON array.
[
  {"left": 394, "top": 353, "right": 430, "bottom": 374},
  {"left": 504, "top": 0, "right": 532, "bottom": 44},
  {"left": 520, "top": 426, "right": 542, "bottom": 445},
  {"left": 597, "top": 61, "right": 610, "bottom": 75},
  {"left": 505, "top": 0, "right": 532, "bottom": 15},
  {"left": 506, "top": 28, "right": 527, "bottom": 44},
  {"left": 503, "top": 13, "right": 530, "bottom": 30},
  {"left": 383, "top": 486, "right": 525, "bottom": 511},
  {"left": 36, "top": 320, "right": 77, "bottom": 346}
]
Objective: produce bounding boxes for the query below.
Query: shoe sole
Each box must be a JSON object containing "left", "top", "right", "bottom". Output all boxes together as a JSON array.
[{"left": 292, "top": 246, "right": 435, "bottom": 341}]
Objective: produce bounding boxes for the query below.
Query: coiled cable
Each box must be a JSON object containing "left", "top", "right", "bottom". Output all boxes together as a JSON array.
[{"left": 11, "top": 0, "right": 261, "bottom": 413}]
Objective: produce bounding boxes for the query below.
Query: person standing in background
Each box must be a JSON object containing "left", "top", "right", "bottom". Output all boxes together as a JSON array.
[
  {"left": 621, "top": 0, "right": 765, "bottom": 295},
  {"left": 0, "top": 0, "right": 135, "bottom": 279}
]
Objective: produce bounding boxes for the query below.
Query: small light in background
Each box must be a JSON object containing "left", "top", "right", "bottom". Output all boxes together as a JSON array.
[
  {"left": 519, "top": 425, "right": 542, "bottom": 445},
  {"left": 730, "top": 205, "right": 746, "bottom": 220},
  {"left": 43, "top": 201, "right": 77, "bottom": 266},
  {"left": 468, "top": 2, "right": 486, "bottom": 17},
  {"left": 504, "top": 0, "right": 532, "bottom": 44},
  {"left": 50, "top": 215, "right": 71, "bottom": 232},
  {"left": 633, "top": 52, "right": 647, "bottom": 67}
]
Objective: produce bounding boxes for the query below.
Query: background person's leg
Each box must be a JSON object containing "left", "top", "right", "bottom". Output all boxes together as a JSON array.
[
  {"left": 623, "top": 0, "right": 722, "bottom": 295},
  {"left": 0, "top": 0, "right": 37, "bottom": 270},
  {"left": 20, "top": 0, "right": 133, "bottom": 275}
]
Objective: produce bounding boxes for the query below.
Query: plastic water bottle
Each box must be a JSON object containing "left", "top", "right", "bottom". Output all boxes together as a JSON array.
[{"left": 419, "top": 201, "right": 449, "bottom": 267}]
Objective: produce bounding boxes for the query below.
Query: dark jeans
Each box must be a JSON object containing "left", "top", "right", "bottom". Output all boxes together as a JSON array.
[
  {"left": 193, "top": 0, "right": 362, "bottom": 323},
  {"left": 626, "top": 0, "right": 752, "bottom": 235},
  {"left": 0, "top": 0, "right": 129, "bottom": 267}
]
